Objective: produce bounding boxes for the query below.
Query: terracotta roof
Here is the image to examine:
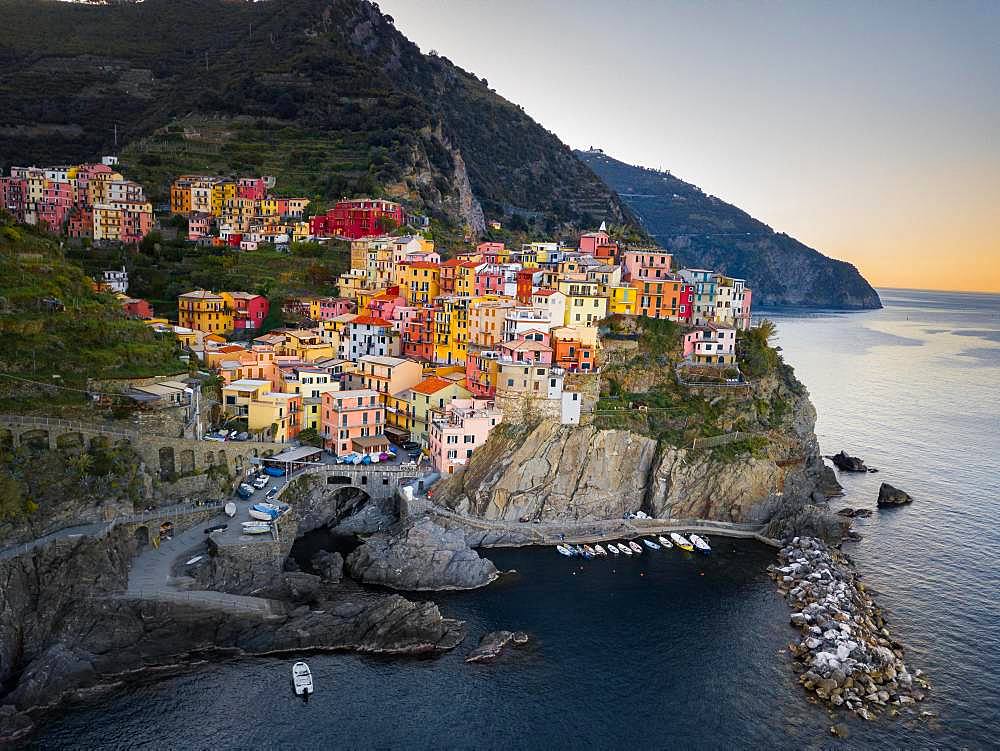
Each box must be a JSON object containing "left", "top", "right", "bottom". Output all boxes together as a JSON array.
[
  {"left": 441, "top": 258, "right": 464, "bottom": 268},
  {"left": 459, "top": 261, "right": 482, "bottom": 269},
  {"left": 401, "top": 261, "right": 440, "bottom": 270},
  {"left": 410, "top": 376, "right": 455, "bottom": 395},
  {"left": 533, "top": 288, "right": 558, "bottom": 297}
]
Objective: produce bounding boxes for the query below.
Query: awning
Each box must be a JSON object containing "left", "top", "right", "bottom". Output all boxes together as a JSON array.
[
  {"left": 263, "top": 446, "right": 324, "bottom": 464},
  {"left": 352, "top": 435, "right": 389, "bottom": 450}
]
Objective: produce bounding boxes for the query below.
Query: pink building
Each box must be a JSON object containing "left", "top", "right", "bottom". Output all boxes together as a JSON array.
[
  {"left": 316, "top": 297, "right": 355, "bottom": 320},
  {"left": 682, "top": 324, "right": 737, "bottom": 365},
  {"left": 322, "top": 389, "right": 388, "bottom": 456},
  {"left": 37, "top": 181, "right": 73, "bottom": 231},
  {"left": 188, "top": 212, "right": 213, "bottom": 240},
  {"left": 0, "top": 177, "right": 26, "bottom": 221},
  {"left": 474, "top": 266, "right": 504, "bottom": 297},
  {"left": 465, "top": 350, "right": 500, "bottom": 397},
  {"left": 428, "top": 398, "right": 503, "bottom": 474},
  {"left": 499, "top": 332, "right": 553, "bottom": 365},
  {"left": 368, "top": 288, "right": 404, "bottom": 322},
  {"left": 476, "top": 242, "right": 506, "bottom": 264},
  {"left": 739, "top": 288, "right": 753, "bottom": 330},
  {"left": 622, "top": 249, "right": 673, "bottom": 281},
  {"left": 579, "top": 228, "right": 610, "bottom": 255},
  {"left": 228, "top": 292, "right": 270, "bottom": 332}
]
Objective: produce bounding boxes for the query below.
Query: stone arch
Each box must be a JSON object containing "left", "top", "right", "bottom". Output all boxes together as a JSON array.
[
  {"left": 133, "top": 525, "right": 149, "bottom": 547},
  {"left": 158, "top": 446, "right": 175, "bottom": 480},
  {"left": 55, "top": 431, "right": 84, "bottom": 452},
  {"left": 205, "top": 451, "right": 215, "bottom": 466},
  {"left": 179, "top": 449, "right": 195, "bottom": 476},
  {"left": 252, "top": 448, "right": 259, "bottom": 457},
  {"left": 20, "top": 429, "right": 50, "bottom": 451}
]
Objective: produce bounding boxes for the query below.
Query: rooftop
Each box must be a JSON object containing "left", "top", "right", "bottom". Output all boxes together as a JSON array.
[{"left": 411, "top": 376, "right": 457, "bottom": 395}]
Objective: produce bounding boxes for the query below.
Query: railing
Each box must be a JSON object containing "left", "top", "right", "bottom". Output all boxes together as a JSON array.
[
  {"left": 690, "top": 431, "right": 759, "bottom": 449},
  {"left": 0, "top": 414, "right": 139, "bottom": 440}
]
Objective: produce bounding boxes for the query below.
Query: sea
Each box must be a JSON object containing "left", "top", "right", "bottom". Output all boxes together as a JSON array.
[{"left": 31, "top": 289, "right": 1000, "bottom": 750}]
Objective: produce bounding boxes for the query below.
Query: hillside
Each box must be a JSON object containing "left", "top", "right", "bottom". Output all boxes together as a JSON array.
[
  {"left": 577, "top": 150, "right": 881, "bottom": 309},
  {"left": 0, "top": 0, "right": 631, "bottom": 236},
  {"left": 0, "top": 216, "right": 186, "bottom": 413}
]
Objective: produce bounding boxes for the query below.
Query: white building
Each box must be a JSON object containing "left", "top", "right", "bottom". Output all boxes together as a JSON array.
[{"left": 102, "top": 266, "right": 128, "bottom": 294}]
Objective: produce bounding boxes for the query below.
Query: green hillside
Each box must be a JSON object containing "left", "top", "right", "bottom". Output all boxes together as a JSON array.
[
  {"left": 0, "top": 216, "right": 186, "bottom": 413},
  {"left": 0, "top": 0, "right": 632, "bottom": 237},
  {"left": 577, "top": 150, "right": 881, "bottom": 309}
]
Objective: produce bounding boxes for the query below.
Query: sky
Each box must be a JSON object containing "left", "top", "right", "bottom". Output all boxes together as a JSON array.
[{"left": 380, "top": 0, "right": 1000, "bottom": 293}]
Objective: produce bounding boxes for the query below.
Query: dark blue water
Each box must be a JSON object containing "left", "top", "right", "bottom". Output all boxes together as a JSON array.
[{"left": 32, "top": 289, "right": 1000, "bottom": 749}]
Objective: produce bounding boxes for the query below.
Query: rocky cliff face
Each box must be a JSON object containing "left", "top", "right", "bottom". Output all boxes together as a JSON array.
[{"left": 435, "top": 374, "right": 843, "bottom": 540}]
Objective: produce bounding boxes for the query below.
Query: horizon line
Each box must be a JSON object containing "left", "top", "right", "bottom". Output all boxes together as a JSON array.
[{"left": 876, "top": 285, "right": 1000, "bottom": 296}]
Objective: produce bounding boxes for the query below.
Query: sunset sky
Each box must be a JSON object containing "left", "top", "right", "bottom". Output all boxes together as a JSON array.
[{"left": 382, "top": 1, "right": 1000, "bottom": 293}]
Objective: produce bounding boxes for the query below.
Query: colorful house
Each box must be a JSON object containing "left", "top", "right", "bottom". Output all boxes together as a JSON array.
[
  {"left": 408, "top": 376, "right": 472, "bottom": 444},
  {"left": 178, "top": 290, "right": 232, "bottom": 335},
  {"left": 682, "top": 325, "right": 737, "bottom": 365},
  {"left": 428, "top": 398, "right": 503, "bottom": 474},
  {"left": 248, "top": 391, "right": 302, "bottom": 443},
  {"left": 309, "top": 198, "right": 405, "bottom": 239},
  {"left": 551, "top": 326, "right": 597, "bottom": 373},
  {"left": 221, "top": 292, "right": 269, "bottom": 333},
  {"left": 353, "top": 355, "right": 424, "bottom": 396},
  {"left": 322, "top": 389, "right": 387, "bottom": 456}
]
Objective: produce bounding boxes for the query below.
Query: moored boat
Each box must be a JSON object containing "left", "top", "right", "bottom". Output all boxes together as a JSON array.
[
  {"left": 689, "top": 534, "right": 712, "bottom": 554},
  {"left": 607, "top": 543, "right": 620, "bottom": 555},
  {"left": 593, "top": 544, "right": 607, "bottom": 556},
  {"left": 292, "top": 661, "right": 313, "bottom": 699},
  {"left": 556, "top": 544, "right": 574, "bottom": 556},
  {"left": 241, "top": 521, "right": 271, "bottom": 535},
  {"left": 670, "top": 533, "right": 694, "bottom": 552},
  {"left": 657, "top": 535, "right": 673, "bottom": 548},
  {"left": 224, "top": 502, "right": 237, "bottom": 518},
  {"left": 628, "top": 541, "right": 643, "bottom": 554},
  {"left": 643, "top": 538, "right": 660, "bottom": 550},
  {"left": 618, "top": 543, "right": 633, "bottom": 555},
  {"left": 582, "top": 545, "right": 596, "bottom": 557}
]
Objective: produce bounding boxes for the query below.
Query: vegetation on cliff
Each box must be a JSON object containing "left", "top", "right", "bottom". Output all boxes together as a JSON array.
[
  {"left": 0, "top": 0, "right": 631, "bottom": 235},
  {"left": 577, "top": 150, "right": 881, "bottom": 309},
  {"left": 0, "top": 216, "right": 186, "bottom": 413}
]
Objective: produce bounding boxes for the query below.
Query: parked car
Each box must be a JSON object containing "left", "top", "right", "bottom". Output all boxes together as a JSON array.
[
  {"left": 237, "top": 484, "right": 254, "bottom": 500},
  {"left": 252, "top": 476, "right": 269, "bottom": 489}
]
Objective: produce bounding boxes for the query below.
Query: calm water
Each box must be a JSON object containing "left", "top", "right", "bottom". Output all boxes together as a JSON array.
[{"left": 32, "top": 289, "right": 1000, "bottom": 750}]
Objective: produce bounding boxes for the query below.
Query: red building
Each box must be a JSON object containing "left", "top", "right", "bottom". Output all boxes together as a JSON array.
[
  {"left": 0, "top": 177, "right": 26, "bottom": 221},
  {"left": 237, "top": 177, "right": 267, "bottom": 200},
  {"left": 121, "top": 297, "right": 154, "bottom": 319},
  {"left": 401, "top": 306, "right": 436, "bottom": 362},
  {"left": 227, "top": 292, "right": 270, "bottom": 332},
  {"left": 309, "top": 198, "right": 405, "bottom": 240}
]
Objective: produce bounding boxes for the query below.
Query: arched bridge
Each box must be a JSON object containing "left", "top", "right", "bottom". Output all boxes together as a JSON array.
[{"left": 272, "top": 462, "right": 430, "bottom": 502}]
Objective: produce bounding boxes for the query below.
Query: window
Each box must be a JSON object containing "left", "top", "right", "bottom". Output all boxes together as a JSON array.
[
  {"left": 464, "top": 435, "right": 475, "bottom": 444},
  {"left": 447, "top": 450, "right": 457, "bottom": 459}
]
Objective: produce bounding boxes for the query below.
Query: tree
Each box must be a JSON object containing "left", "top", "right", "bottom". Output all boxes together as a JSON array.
[
  {"left": 298, "top": 427, "right": 323, "bottom": 448},
  {"left": 0, "top": 471, "right": 27, "bottom": 520}
]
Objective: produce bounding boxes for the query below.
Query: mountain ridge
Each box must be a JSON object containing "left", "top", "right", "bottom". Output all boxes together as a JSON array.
[{"left": 577, "top": 149, "right": 881, "bottom": 309}]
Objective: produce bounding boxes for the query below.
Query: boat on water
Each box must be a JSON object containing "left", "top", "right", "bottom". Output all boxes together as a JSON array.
[
  {"left": 292, "top": 661, "right": 313, "bottom": 699},
  {"left": 689, "top": 534, "right": 712, "bottom": 554},
  {"left": 670, "top": 533, "right": 695, "bottom": 552},
  {"left": 582, "top": 544, "right": 596, "bottom": 557},
  {"left": 241, "top": 521, "right": 271, "bottom": 535},
  {"left": 224, "top": 502, "right": 237, "bottom": 518},
  {"left": 617, "top": 543, "right": 633, "bottom": 555},
  {"left": 657, "top": 535, "right": 673, "bottom": 548},
  {"left": 643, "top": 538, "right": 661, "bottom": 550},
  {"left": 607, "top": 543, "right": 620, "bottom": 555},
  {"left": 593, "top": 544, "right": 607, "bottom": 556},
  {"left": 628, "top": 541, "right": 643, "bottom": 554},
  {"left": 556, "top": 544, "right": 574, "bottom": 556}
]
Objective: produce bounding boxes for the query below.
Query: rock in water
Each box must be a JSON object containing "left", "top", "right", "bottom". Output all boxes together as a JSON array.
[
  {"left": 877, "top": 483, "right": 913, "bottom": 507},
  {"left": 831, "top": 451, "right": 867, "bottom": 472},
  {"left": 465, "top": 630, "right": 513, "bottom": 662},
  {"left": 346, "top": 517, "right": 500, "bottom": 591}
]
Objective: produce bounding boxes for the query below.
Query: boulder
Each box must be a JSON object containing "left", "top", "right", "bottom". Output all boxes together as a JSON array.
[
  {"left": 836, "top": 507, "right": 856, "bottom": 517},
  {"left": 465, "top": 630, "right": 514, "bottom": 663},
  {"left": 831, "top": 451, "right": 867, "bottom": 472},
  {"left": 310, "top": 550, "right": 344, "bottom": 583},
  {"left": 877, "top": 483, "right": 913, "bottom": 507},
  {"left": 346, "top": 517, "right": 500, "bottom": 591}
]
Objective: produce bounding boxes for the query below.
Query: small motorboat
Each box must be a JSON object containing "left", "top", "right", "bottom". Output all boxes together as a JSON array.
[
  {"left": 224, "top": 502, "right": 237, "bottom": 518},
  {"left": 236, "top": 483, "right": 254, "bottom": 500},
  {"left": 249, "top": 503, "right": 281, "bottom": 521},
  {"left": 689, "top": 534, "right": 712, "bottom": 554},
  {"left": 643, "top": 538, "right": 661, "bottom": 550},
  {"left": 670, "top": 533, "right": 695, "bottom": 552},
  {"left": 618, "top": 543, "right": 633, "bottom": 555},
  {"left": 241, "top": 521, "right": 271, "bottom": 535},
  {"left": 292, "top": 661, "right": 313, "bottom": 700},
  {"left": 556, "top": 544, "right": 574, "bottom": 557},
  {"left": 582, "top": 544, "right": 596, "bottom": 557},
  {"left": 657, "top": 535, "right": 673, "bottom": 548},
  {"left": 264, "top": 466, "right": 286, "bottom": 477},
  {"left": 185, "top": 555, "right": 203, "bottom": 565},
  {"left": 628, "top": 541, "right": 643, "bottom": 554},
  {"left": 606, "top": 543, "right": 620, "bottom": 555},
  {"left": 593, "top": 544, "right": 607, "bottom": 556}
]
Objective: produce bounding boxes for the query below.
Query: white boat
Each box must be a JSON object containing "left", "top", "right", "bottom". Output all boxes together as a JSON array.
[
  {"left": 248, "top": 507, "right": 276, "bottom": 521},
  {"left": 241, "top": 521, "right": 271, "bottom": 535},
  {"left": 224, "top": 502, "right": 237, "bottom": 518},
  {"left": 607, "top": 543, "right": 620, "bottom": 555},
  {"left": 292, "top": 661, "right": 313, "bottom": 698},
  {"left": 628, "top": 541, "right": 643, "bottom": 554},
  {"left": 249, "top": 502, "right": 284, "bottom": 521},
  {"left": 582, "top": 545, "right": 596, "bottom": 557},
  {"left": 670, "top": 533, "right": 694, "bottom": 552},
  {"left": 617, "top": 543, "right": 633, "bottom": 555},
  {"left": 689, "top": 534, "right": 712, "bottom": 554},
  {"left": 593, "top": 544, "right": 607, "bottom": 556},
  {"left": 556, "top": 544, "right": 574, "bottom": 557},
  {"left": 185, "top": 555, "right": 203, "bottom": 565},
  {"left": 643, "top": 538, "right": 661, "bottom": 550},
  {"left": 657, "top": 535, "right": 674, "bottom": 548}
]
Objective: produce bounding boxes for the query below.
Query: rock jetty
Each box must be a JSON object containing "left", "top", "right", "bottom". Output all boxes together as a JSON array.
[
  {"left": 465, "top": 630, "right": 530, "bottom": 663},
  {"left": 877, "top": 483, "right": 913, "bottom": 507},
  {"left": 769, "top": 537, "right": 929, "bottom": 720}
]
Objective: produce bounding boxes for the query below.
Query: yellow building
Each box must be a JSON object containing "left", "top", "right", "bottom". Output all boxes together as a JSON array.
[
  {"left": 280, "top": 366, "right": 339, "bottom": 431},
  {"left": 454, "top": 262, "right": 481, "bottom": 297},
  {"left": 384, "top": 391, "right": 413, "bottom": 433},
  {"left": 178, "top": 290, "right": 232, "bottom": 335},
  {"left": 247, "top": 391, "right": 302, "bottom": 443},
  {"left": 469, "top": 298, "right": 515, "bottom": 348},
  {"left": 278, "top": 329, "right": 335, "bottom": 362},
  {"left": 355, "top": 355, "right": 424, "bottom": 396},
  {"left": 408, "top": 376, "right": 472, "bottom": 444},
  {"left": 398, "top": 262, "right": 441, "bottom": 306},
  {"left": 604, "top": 284, "right": 638, "bottom": 315},
  {"left": 434, "top": 296, "right": 479, "bottom": 365},
  {"left": 557, "top": 279, "right": 608, "bottom": 327},
  {"left": 210, "top": 180, "right": 236, "bottom": 216},
  {"left": 222, "top": 378, "right": 271, "bottom": 418}
]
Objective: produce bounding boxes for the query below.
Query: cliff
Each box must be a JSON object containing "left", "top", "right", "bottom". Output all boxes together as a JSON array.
[
  {"left": 576, "top": 150, "right": 881, "bottom": 309},
  {"left": 434, "top": 363, "right": 843, "bottom": 541}
]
